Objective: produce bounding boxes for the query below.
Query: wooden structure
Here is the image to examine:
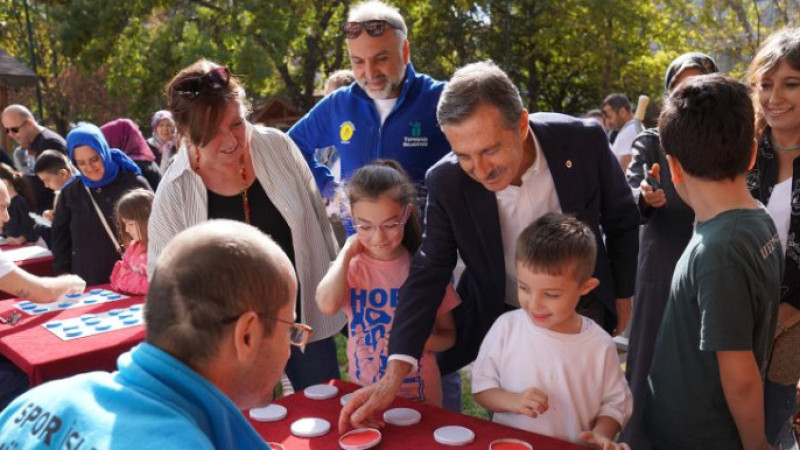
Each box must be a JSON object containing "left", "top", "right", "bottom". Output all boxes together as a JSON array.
[{"left": 0, "top": 48, "right": 38, "bottom": 151}]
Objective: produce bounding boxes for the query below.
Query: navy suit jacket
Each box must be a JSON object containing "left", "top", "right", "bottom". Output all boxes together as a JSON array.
[{"left": 389, "top": 113, "right": 640, "bottom": 374}]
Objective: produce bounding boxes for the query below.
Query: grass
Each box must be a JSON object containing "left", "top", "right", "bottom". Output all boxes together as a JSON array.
[{"left": 334, "top": 332, "right": 489, "bottom": 420}]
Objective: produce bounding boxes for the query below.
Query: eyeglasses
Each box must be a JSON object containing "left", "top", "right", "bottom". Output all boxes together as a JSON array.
[
  {"left": 221, "top": 312, "right": 313, "bottom": 349},
  {"left": 74, "top": 154, "right": 102, "bottom": 169},
  {"left": 342, "top": 20, "right": 401, "bottom": 39},
  {"left": 354, "top": 204, "right": 410, "bottom": 238},
  {"left": 0, "top": 310, "right": 22, "bottom": 326},
  {"left": 4, "top": 120, "right": 26, "bottom": 135},
  {"left": 173, "top": 67, "right": 231, "bottom": 100}
]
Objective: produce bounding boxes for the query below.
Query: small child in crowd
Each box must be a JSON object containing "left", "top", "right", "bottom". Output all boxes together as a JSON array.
[
  {"left": 0, "top": 163, "right": 39, "bottom": 246},
  {"left": 33, "top": 149, "right": 75, "bottom": 223},
  {"left": 472, "top": 213, "right": 632, "bottom": 449},
  {"left": 316, "top": 160, "right": 459, "bottom": 406},
  {"left": 110, "top": 188, "right": 153, "bottom": 295},
  {"left": 643, "top": 75, "right": 782, "bottom": 449}
]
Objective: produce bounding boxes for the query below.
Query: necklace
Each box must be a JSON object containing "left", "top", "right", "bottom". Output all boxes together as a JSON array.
[
  {"left": 240, "top": 158, "right": 250, "bottom": 224},
  {"left": 770, "top": 134, "right": 800, "bottom": 152},
  {"left": 195, "top": 148, "right": 250, "bottom": 224}
]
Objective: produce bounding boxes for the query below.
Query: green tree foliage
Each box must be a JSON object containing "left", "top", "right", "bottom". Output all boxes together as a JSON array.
[{"left": 2, "top": 0, "right": 800, "bottom": 131}]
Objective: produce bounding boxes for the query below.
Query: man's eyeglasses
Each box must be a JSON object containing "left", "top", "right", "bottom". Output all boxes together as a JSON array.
[
  {"left": 342, "top": 20, "right": 401, "bottom": 39},
  {"left": 173, "top": 67, "right": 231, "bottom": 101},
  {"left": 221, "top": 312, "right": 313, "bottom": 349},
  {"left": 4, "top": 121, "right": 26, "bottom": 135},
  {"left": 354, "top": 204, "right": 410, "bottom": 238},
  {"left": 0, "top": 311, "right": 22, "bottom": 326}
]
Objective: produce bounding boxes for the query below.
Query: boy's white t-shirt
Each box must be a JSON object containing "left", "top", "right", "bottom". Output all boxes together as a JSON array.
[{"left": 472, "top": 310, "right": 632, "bottom": 444}]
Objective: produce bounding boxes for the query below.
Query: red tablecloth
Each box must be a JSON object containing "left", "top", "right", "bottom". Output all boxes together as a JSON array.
[
  {"left": 250, "top": 380, "right": 588, "bottom": 449},
  {"left": 0, "top": 285, "right": 145, "bottom": 385}
]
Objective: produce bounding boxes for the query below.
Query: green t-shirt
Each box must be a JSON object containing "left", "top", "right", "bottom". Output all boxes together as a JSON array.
[{"left": 643, "top": 207, "right": 782, "bottom": 449}]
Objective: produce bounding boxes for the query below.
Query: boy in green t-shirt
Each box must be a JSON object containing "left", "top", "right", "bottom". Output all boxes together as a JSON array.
[{"left": 642, "top": 74, "right": 782, "bottom": 450}]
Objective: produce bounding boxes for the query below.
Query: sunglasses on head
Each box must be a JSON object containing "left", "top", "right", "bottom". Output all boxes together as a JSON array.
[
  {"left": 173, "top": 67, "right": 231, "bottom": 101},
  {"left": 342, "top": 20, "right": 401, "bottom": 39}
]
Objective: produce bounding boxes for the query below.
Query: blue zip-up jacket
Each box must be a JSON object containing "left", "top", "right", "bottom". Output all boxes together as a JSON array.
[
  {"left": 289, "top": 63, "right": 451, "bottom": 193},
  {"left": 0, "top": 344, "right": 272, "bottom": 449}
]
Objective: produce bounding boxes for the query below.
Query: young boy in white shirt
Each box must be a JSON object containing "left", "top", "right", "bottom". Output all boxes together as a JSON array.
[{"left": 472, "top": 213, "right": 632, "bottom": 449}]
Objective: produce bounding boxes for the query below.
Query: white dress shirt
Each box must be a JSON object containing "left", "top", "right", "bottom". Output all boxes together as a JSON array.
[{"left": 496, "top": 132, "right": 561, "bottom": 306}]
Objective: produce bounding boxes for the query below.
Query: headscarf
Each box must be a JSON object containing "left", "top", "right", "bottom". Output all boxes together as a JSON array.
[
  {"left": 66, "top": 124, "right": 142, "bottom": 189},
  {"left": 664, "top": 52, "right": 719, "bottom": 92},
  {"left": 100, "top": 118, "right": 156, "bottom": 162}
]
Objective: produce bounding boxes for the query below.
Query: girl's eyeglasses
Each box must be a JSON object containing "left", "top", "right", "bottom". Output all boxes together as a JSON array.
[
  {"left": 173, "top": 67, "right": 231, "bottom": 100},
  {"left": 221, "top": 312, "right": 313, "bottom": 349},
  {"left": 354, "top": 204, "right": 410, "bottom": 238}
]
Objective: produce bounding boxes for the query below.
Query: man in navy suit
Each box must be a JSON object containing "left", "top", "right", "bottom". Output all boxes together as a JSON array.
[{"left": 340, "top": 61, "right": 639, "bottom": 431}]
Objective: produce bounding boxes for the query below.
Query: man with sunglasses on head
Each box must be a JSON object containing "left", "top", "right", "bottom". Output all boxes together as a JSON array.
[
  {"left": 2, "top": 105, "right": 67, "bottom": 215},
  {"left": 289, "top": 0, "right": 451, "bottom": 195},
  {"left": 0, "top": 220, "right": 301, "bottom": 449}
]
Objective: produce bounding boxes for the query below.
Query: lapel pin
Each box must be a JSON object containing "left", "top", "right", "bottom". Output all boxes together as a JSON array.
[{"left": 565, "top": 160, "right": 573, "bottom": 168}]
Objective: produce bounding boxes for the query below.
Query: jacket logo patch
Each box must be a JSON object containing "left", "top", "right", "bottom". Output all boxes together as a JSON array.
[
  {"left": 403, "top": 121, "right": 428, "bottom": 148},
  {"left": 340, "top": 121, "right": 355, "bottom": 143}
]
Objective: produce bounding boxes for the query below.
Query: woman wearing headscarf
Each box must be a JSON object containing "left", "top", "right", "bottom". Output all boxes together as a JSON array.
[
  {"left": 149, "top": 59, "right": 344, "bottom": 391},
  {"left": 146, "top": 110, "right": 178, "bottom": 174},
  {"left": 52, "top": 124, "right": 151, "bottom": 286},
  {"left": 620, "top": 52, "right": 719, "bottom": 449},
  {"left": 101, "top": 118, "right": 162, "bottom": 191}
]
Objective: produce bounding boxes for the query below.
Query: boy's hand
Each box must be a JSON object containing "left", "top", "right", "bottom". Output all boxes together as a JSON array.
[
  {"left": 43, "top": 210, "right": 54, "bottom": 222},
  {"left": 578, "top": 431, "right": 631, "bottom": 450},
  {"left": 513, "top": 387, "right": 548, "bottom": 418}
]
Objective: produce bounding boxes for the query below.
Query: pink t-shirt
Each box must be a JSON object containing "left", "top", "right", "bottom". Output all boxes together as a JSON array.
[
  {"left": 343, "top": 251, "right": 460, "bottom": 406},
  {"left": 110, "top": 240, "right": 149, "bottom": 295}
]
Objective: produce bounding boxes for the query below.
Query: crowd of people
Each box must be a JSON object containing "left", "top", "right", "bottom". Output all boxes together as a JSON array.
[{"left": 0, "top": 1, "right": 796, "bottom": 449}]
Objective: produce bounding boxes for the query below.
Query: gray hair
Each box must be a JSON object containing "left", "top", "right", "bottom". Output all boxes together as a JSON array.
[
  {"left": 349, "top": 0, "right": 408, "bottom": 39},
  {"left": 437, "top": 60, "right": 524, "bottom": 130}
]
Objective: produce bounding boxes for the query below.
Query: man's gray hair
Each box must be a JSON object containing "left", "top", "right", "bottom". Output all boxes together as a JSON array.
[
  {"left": 349, "top": 0, "right": 408, "bottom": 38},
  {"left": 437, "top": 60, "right": 524, "bottom": 130},
  {"left": 2, "top": 104, "right": 34, "bottom": 122}
]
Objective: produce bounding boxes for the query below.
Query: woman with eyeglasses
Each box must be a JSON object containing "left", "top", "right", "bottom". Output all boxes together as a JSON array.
[
  {"left": 52, "top": 124, "right": 151, "bottom": 286},
  {"left": 747, "top": 28, "right": 800, "bottom": 446},
  {"left": 149, "top": 59, "right": 345, "bottom": 392}
]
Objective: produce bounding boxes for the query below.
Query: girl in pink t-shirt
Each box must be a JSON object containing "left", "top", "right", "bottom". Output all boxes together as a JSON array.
[
  {"left": 110, "top": 188, "right": 153, "bottom": 295},
  {"left": 316, "top": 160, "right": 459, "bottom": 406}
]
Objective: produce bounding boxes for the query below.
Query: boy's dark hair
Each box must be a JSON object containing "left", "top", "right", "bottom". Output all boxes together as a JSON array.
[
  {"left": 33, "top": 149, "right": 72, "bottom": 175},
  {"left": 602, "top": 93, "right": 631, "bottom": 112},
  {"left": 516, "top": 213, "right": 597, "bottom": 282},
  {"left": 347, "top": 159, "right": 422, "bottom": 254},
  {"left": 659, "top": 74, "right": 754, "bottom": 181}
]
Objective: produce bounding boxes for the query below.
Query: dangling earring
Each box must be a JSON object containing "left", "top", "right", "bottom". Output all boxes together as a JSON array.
[{"left": 194, "top": 146, "right": 201, "bottom": 172}]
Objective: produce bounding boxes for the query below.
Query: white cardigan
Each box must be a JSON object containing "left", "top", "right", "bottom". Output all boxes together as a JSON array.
[{"left": 148, "top": 123, "right": 345, "bottom": 341}]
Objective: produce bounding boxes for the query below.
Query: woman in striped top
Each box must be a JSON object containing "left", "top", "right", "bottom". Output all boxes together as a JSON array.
[{"left": 149, "top": 59, "right": 345, "bottom": 392}]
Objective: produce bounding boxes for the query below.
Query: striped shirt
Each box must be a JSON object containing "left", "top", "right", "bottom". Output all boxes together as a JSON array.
[{"left": 148, "top": 123, "right": 345, "bottom": 341}]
